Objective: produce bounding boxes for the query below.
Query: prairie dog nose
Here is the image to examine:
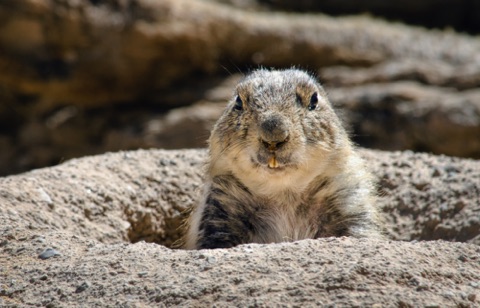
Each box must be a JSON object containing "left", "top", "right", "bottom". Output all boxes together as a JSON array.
[{"left": 259, "top": 115, "right": 289, "bottom": 151}]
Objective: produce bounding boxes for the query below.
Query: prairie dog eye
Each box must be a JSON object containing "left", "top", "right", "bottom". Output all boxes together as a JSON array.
[
  {"left": 234, "top": 95, "right": 243, "bottom": 111},
  {"left": 308, "top": 92, "right": 318, "bottom": 111}
]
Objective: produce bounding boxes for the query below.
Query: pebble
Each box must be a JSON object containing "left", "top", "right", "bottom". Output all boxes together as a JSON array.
[
  {"left": 34, "top": 236, "right": 46, "bottom": 244},
  {"left": 38, "top": 248, "right": 61, "bottom": 260},
  {"left": 458, "top": 254, "right": 468, "bottom": 262},
  {"left": 468, "top": 293, "right": 476, "bottom": 302},
  {"left": 75, "top": 281, "right": 91, "bottom": 293},
  {"left": 37, "top": 188, "right": 53, "bottom": 205}
]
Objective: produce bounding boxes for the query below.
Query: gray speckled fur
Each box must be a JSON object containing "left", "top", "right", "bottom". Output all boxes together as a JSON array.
[{"left": 185, "top": 69, "right": 383, "bottom": 249}]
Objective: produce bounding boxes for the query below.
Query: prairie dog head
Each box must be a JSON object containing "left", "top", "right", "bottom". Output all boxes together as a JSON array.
[{"left": 208, "top": 69, "right": 350, "bottom": 196}]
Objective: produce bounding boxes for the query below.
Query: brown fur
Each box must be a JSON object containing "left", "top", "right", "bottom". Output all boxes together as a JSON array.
[{"left": 184, "top": 68, "right": 383, "bottom": 249}]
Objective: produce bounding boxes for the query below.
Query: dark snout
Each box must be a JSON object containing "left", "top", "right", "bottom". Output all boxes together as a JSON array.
[{"left": 259, "top": 114, "right": 290, "bottom": 151}]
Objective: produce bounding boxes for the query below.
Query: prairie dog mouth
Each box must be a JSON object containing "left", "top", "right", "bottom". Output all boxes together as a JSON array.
[
  {"left": 252, "top": 149, "right": 294, "bottom": 171},
  {"left": 268, "top": 156, "right": 279, "bottom": 169}
]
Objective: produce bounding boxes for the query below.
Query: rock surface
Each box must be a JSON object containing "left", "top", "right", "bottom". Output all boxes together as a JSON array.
[
  {"left": 328, "top": 82, "right": 480, "bottom": 157},
  {"left": 254, "top": 0, "right": 480, "bottom": 34},
  {"left": 2, "top": 0, "right": 480, "bottom": 175},
  {"left": 2, "top": 234, "right": 478, "bottom": 307},
  {"left": 1, "top": 148, "right": 479, "bottom": 306},
  {"left": 2, "top": 0, "right": 479, "bottom": 108}
]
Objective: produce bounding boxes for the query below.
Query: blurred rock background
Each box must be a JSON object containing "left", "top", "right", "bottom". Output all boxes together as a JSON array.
[{"left": 1, "top": 0, "right": 479, "bottom": 176}]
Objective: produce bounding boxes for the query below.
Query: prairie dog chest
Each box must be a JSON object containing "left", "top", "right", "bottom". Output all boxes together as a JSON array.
[{"left": 250, "top": 201, "right": 318, "bottom": 244}]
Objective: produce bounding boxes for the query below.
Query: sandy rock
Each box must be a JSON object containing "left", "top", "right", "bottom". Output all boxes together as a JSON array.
[
  {"left": 2, "top": 0, "right": 480, "bottom": 175},
  {"left": 1, "top": 148, "right": 479, "bottom": 245},
  {"left": 143, "top": 102, "right": 224, "bottom": 149},
  {"left": 1, "top": 233, "right": 479, "bottom": 307},
  {"left": 361, "top": 150, "right": 480, "bottom": 244},
  {"left": 0, "top": 149, "right": 204, "bottom": 246},
  {"left": 321, "top": 59, "right": 480, "bottom": 90},
  {"left": 1, "top": 0, "right": 480, "bottom": 109},
  {"left": 329, "top": 82, "right": 480, "bottom": 157},
  {"left": 0, "top": 148, "right": 479, "bottom": 306}
]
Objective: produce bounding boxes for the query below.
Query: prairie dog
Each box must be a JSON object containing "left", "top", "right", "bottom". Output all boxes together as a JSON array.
[{"left": 185, "top": 69, "right": 382, "bottom": 249}]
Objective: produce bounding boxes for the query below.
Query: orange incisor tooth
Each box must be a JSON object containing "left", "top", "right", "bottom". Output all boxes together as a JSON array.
[{"left": 268, "top": 156, "right": 278, "bottom": 169}]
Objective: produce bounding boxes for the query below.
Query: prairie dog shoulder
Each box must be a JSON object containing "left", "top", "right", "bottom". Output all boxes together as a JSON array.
[{"left": 185, "top": 69, "right": 382, "bottom": 249}]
